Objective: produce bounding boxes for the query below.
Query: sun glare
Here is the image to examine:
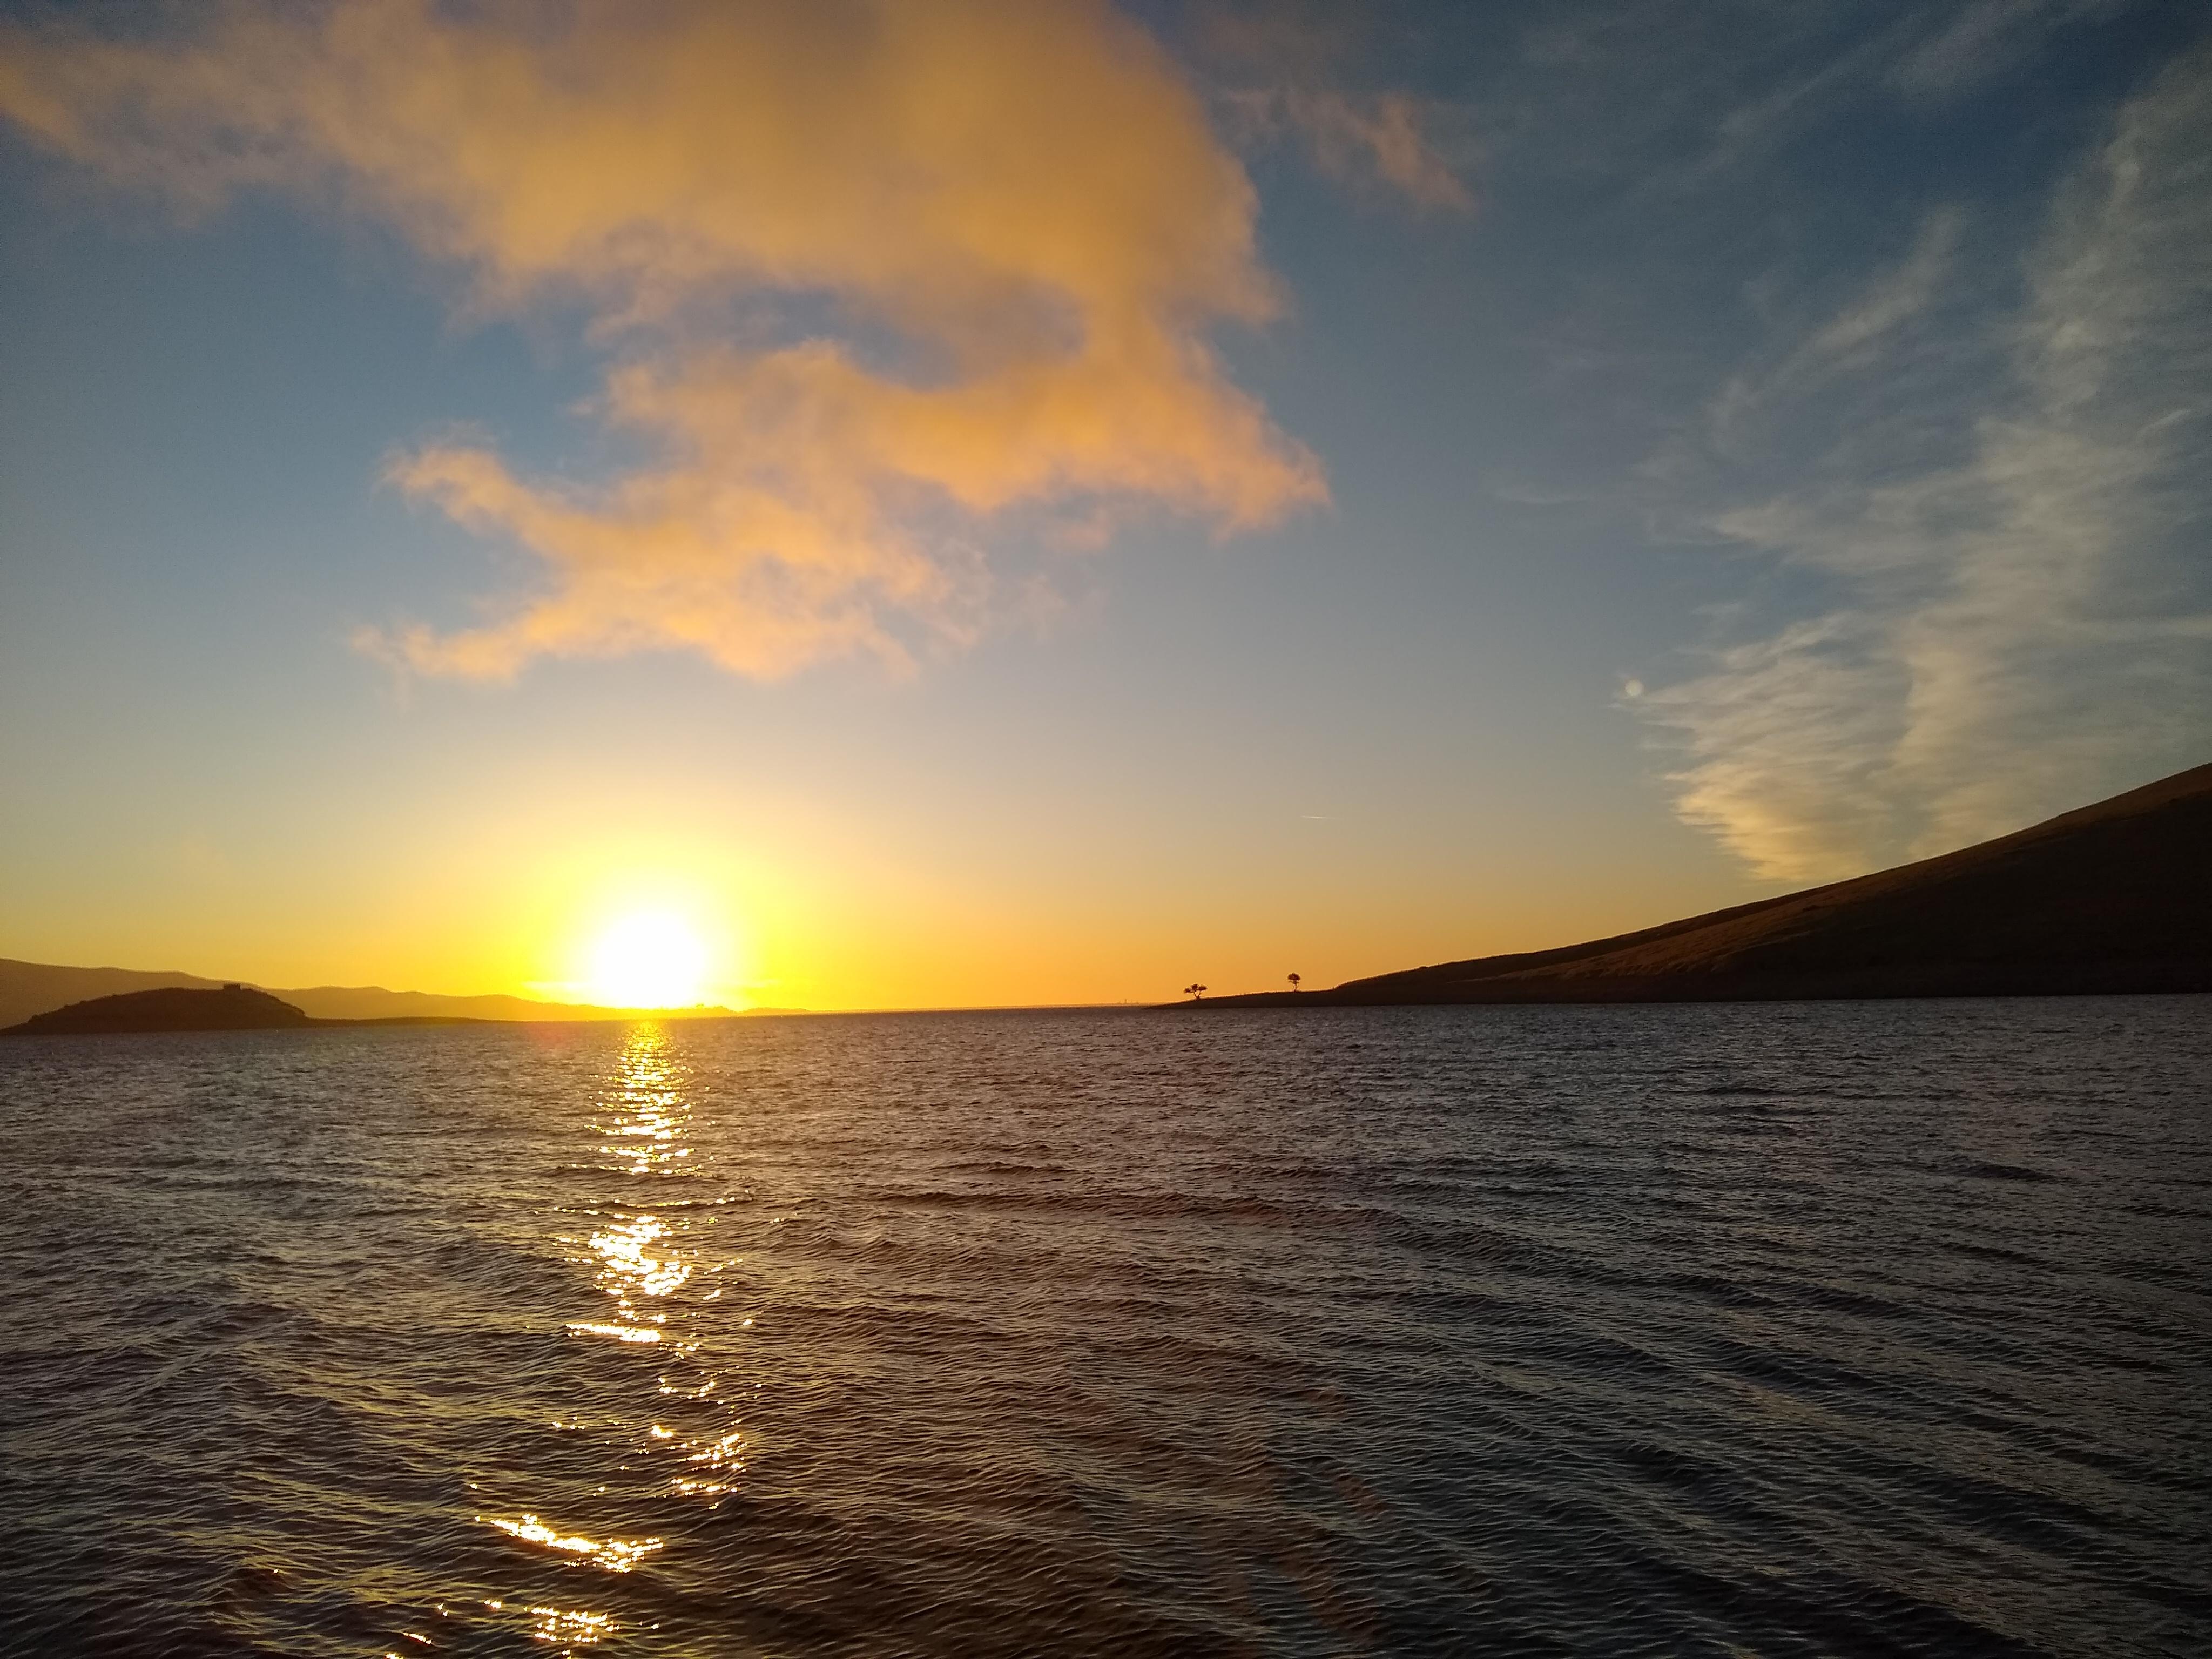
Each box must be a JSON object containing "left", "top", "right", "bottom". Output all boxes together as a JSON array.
[{"left": 586, "top": 911, "right": 710, "bottom": 1009}]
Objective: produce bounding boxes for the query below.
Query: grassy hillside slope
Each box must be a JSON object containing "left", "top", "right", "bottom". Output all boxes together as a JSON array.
[{"left": 1197, "top": 762, "right": 2212, "bottom": 1007}]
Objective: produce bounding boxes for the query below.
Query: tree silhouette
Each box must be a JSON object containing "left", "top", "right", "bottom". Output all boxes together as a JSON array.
[
  {"left": 1184, "top": 983, "right": 1207, "bottom": 1000},
  {"left": 1288, "top": 972, "right": 1301, "bottom": 993}
]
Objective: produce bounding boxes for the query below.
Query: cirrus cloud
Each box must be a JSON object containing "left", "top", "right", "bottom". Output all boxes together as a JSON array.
[
  {"left": 0, "top": 0, "right": 1326, "bottom": 678},
  {"left": 1632, "top": 44, "right": 2212, "bottom": 881}
]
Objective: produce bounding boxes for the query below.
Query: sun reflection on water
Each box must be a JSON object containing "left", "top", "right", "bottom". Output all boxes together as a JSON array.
[
  {"left": 524, "top": 1604, "right": 622, "bottom": 1647},
  {"left": 476, "top": 1022, "right": 752, "bottom": 1630},
  {"left": 477, "top": 1598, "right": 629, "bottom": 1651},
  {"left": 480, "top": 1513, "right": 664, "bottom": 1573},
  {"left": 597, "top": 1031, "right": 693, "bottom": 1177}
]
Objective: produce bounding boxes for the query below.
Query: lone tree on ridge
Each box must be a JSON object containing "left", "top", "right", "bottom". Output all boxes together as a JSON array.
[
  {"left": 1184, "top": 983, "right": 1208, "bottom": 1000},
  {"left": 1288, "top": 973, "right": 1301, "bottom": 993}
]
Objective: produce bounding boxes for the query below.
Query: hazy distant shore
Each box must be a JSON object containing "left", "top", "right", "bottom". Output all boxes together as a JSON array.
[
  {"left": 0, "top": 984, "right": 824, "bottom": 1037},
  {"left": 0, "top": 960, "right": 788, "bottom": 1033}
]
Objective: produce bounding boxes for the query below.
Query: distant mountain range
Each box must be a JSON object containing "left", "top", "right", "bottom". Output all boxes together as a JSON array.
[
  {"left": 0, "top": 959, "right": 741, "bottom": 1032},
  {"left": 1192, "top": 761, "right": 2212, "bottom": 1007}
]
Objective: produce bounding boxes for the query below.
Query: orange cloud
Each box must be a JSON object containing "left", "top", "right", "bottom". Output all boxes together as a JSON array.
[{"left": 0, "top": 0, "right": 1326, "bottom": 677}]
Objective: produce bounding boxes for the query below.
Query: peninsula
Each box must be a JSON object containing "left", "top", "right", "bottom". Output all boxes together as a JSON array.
[{"left": 1188, "top": 761, "right": 2212, "bottom": 1008}]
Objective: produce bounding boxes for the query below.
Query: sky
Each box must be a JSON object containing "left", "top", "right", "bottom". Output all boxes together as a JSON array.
[{"left": 1, "top": 0, "right": 2206, "bottom": 1010}]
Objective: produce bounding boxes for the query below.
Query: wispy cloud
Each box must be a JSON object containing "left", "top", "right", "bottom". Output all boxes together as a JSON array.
[
  {"left": 1796, "top": 208, "right": 1964, "bottom": 369},
  {"left": 1704, "top": 207, "right": 1968, "bottom": 463},
  {"left": 1890, "top": 0, "right": 2122, "bottom": 100},
  {"left": 1226, "top": 87, "right": 1473, "bottom": 213},
  {"left": 1194, "top": 3, "right": 1472, "bottom": 213},
  {"left": 1634, "top": 47, "right": 2212, "bottom": 881},
  {"left": 0, "top": 0, "right": 1325, "bottom": 679}
]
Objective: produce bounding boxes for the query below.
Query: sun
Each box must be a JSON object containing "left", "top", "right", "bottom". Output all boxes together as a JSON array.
[{"left": 585, "top": 910, "right": 710, "bottom": 1009}]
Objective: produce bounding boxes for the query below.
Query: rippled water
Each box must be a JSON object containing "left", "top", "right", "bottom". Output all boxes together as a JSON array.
[{"left": 1, "top": 1000, "right": 2207, "bottom": 1657}]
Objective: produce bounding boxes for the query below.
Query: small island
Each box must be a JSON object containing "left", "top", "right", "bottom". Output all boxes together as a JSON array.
[
  {"left": 3, "top": 984, "right": 315, "bottom": 1036},
  {"left": 0, "top": 984, "right": 506, "bottom": 1037}
]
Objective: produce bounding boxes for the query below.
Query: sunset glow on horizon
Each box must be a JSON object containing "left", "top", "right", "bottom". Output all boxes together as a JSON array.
[{"left": 1, "top": 1, "right": 2204, "bottom": 1010}]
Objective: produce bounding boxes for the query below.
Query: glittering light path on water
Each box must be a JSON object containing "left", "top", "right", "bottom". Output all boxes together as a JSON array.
[{"left": 471, "top": 1025, "right": 752, "bottom": 1650}]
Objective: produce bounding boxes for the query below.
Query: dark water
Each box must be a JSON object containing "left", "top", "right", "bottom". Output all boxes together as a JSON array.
[{"left": 1, "top": 1001, "right": 2207, "bottom": 1657}]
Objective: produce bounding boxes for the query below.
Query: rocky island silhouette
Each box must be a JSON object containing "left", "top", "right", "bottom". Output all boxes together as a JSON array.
[
  {"left": 0, "top": 983, "right": 522, "bottom": 1036},
  {"left": 3, "top": 984, "right": 320, "bottom": 1036}
]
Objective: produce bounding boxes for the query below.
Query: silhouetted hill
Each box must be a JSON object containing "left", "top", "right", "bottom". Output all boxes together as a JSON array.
[
  {"left": 0, "top": 959, "right": 227, "bottom": 1028},
  {"left": 1192, "top": 762, "right": 2212, "bottom": 1007},
  {"left": 0, "top": 960, "right": 740, "bottom": 1029},
  {"left": 0, "top": 982, "right": 752, "bottom": 1036},
  {"left": 4, "top": 986, "right": 314, "bottom": 1035}
]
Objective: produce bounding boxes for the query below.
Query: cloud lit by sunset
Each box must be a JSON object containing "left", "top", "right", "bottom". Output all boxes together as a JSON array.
[{"left": 1, "top": 0, "right": 1325, "bottom": 679}]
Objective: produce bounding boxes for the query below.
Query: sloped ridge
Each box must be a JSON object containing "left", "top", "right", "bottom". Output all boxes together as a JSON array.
[{"left": 1208, "top": 761, "right": 2212, "bottom": 1006}]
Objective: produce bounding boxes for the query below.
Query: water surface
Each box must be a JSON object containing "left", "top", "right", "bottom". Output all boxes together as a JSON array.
[{"left": 1, "top": 999, "right": 2207, "bottom": 1656}]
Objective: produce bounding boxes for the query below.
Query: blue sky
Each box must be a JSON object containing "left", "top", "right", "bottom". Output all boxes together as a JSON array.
[{"left": 1, "top": 0, "right": 2205, "bottom": 1006}]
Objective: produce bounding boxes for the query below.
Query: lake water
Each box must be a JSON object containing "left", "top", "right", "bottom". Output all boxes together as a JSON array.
[{"left": 1, "top": 1000, "right": 2207, "bottom": 1657}]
